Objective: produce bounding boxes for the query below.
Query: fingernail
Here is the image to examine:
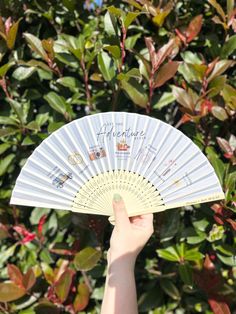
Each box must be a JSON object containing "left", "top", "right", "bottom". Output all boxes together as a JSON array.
[{"left": 113, "top": 193, "right": 122, "bottom": 202}]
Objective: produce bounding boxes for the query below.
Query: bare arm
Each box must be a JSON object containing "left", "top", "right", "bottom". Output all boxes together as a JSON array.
[{"left": 101, "top": 194, "right": 154, "bottom": 314}]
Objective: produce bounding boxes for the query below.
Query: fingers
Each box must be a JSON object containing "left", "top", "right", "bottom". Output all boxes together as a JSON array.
[
  {"left": 112, "top": 194, "right": 130, "bottom": 229},
  {"left": 130, "top": 213, "right": 154, "bottom": 228}
]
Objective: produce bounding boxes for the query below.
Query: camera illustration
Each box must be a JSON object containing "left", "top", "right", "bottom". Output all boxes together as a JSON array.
[
  {"left": 52, "top": 172, "right": 73, "bottom": 188},
  {"left": 89, "top": 147, "right": 106, "bottom": 161}
]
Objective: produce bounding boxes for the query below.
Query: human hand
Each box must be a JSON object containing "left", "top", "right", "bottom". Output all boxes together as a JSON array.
[{"left": 108, "top": 194, "right": 154, "bottom": 266}]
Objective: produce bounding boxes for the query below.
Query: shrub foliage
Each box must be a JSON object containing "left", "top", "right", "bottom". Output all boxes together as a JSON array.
[{"left": 0, "top": 0, "right": 236, "bottom": 313}]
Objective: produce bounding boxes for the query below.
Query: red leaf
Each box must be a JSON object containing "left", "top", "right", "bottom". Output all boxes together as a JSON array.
[
  {"left": 180, "top": 114, "right": 192, "bottom": 124},
  {"left": 211, "top": 204, "right": 224, "bottom": 216},
  {"left": 73, "top": 283, "right": 90, "bottom": 312},
  {"left": 226, "top": 218, "right": 236, "bottom": 231},
  {"left": 224, "top": 152, "right": 234, "bottom": 159},
  {"left": 155, "top": 38, "right": 175, "bottom": 70},
  {"left": 201, "top": 99, "right": 213, "bottom": 115},
  {"left": 154, "top": 61, "right": 180, "bottom": 88},
  {"left": 185, "top": 15, "right": 203, "bottom": 43},
  {"left": 217, "top": 137, "right": 233, "bottom": 155},
  {"left": 21, "top": 233, "right": 36, "bottom": 244},
  {"left": 205, "top": 57, "right": 219, "bottom": 77},
  {"left": 204, "top": 254, "right": 215, "bottom": 271},
  {"left": 5, "top": 17, "right": 12, "bottom": 35},
  {"left": 213, "top": 214, "right": 224, "bottom": 225},
  {"left": 175, "top": 28, "right": 187, "bottom": 45},
  {"left": 54, "top": 269, "right": 74, "bottom": 303},
  {"left": 38, "top": 214, "right": 47, "bottom": 235},
  {"left": 208, "top": 299, "right": 231, "bottom": 314},
  {"left": 144, "top": 37, "right": 157, "bottom": 71},
  {"left": 7, "top": 264, "right": 23, "bottom": 287},
  {"left": 22, "top": 268, "right": 36, "bottom": 291},
  {"left": 13, "top": 225, "right": 36, "bottom": 244}
]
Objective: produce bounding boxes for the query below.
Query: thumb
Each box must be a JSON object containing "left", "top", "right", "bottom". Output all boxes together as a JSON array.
[{"left": 112, "top": 194, "right": 130, "bottom": 229}]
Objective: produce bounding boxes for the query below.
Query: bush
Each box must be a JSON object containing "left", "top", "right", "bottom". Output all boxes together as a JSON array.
[{"left": 0, "top": 0, "right": 235, "bottom": 313}]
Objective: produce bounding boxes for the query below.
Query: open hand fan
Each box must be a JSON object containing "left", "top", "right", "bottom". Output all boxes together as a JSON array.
[{"left": 10, "top": 112, "right": 224, "bottom": 221}]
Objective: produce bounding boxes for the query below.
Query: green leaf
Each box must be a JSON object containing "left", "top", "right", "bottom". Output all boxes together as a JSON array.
[
  {"left": 159, "top": 210, "right": 180, "bottom": 242},
  {"left": 104, "top": 11, "right": 119, "bottom": 36},
  {"left": 107, "top": 6, "right": 123, "bottom": 17},
  {"left": 0, "top": 143, "right": 11, "bottom": 154},
  {"left": 221, "top": 35, "right": 236, "bottom": 58},
  {"left": 97, "top": 51, "right": 116, "bottom": 82},
  {"left": 160, "top": 279, "right": 180, "bottom": 300},
  {"left": 211, "top": 106, "right": 228, "bottom": 121},
  {"left": 208, "top": 75, "right": 226, "bottom": 98},
  {"left": 103, "top": 45, "right": 121, "bottom": 59},
  {"left": 216, "top": 254, "right": 236, "bottom": 266},
  {"left": 178, "top": 263, "right": 193, "bottom": 286},
  {"left": 0, "top": 116, "right": 19, "bottom": 125},
  {"left": 6, "top": 18, "right": 22, "bottom": 49},
  {"left": 30, "top": 208, "right": 51, "bottom": 225},
  {"left": 206, "top": 147, "right": 226, "bottom": 185},
  {"left": 48, "top": 121, "right": 65, "bottom": 133},
  {"left": 123, "top": 12, "right": 140, "bottom": 29},
  {"left": 180, "top": 51, "right": 202, "bottom": 64},
  {"left": 12, "top": 66, "right": 36, "bottom": 81},
  {"left": 35, "top": 113, "right": 49, "bottom": 127},
  {"left": 0, "top": 61, "right": 15, "bottom": 77},
  {"left": 207, "top": 224, "right": 225, "bottom": 242},
  {"left": 125, "top": 33, "right": 141, "bottom": 50},
  {"left": 7, "top": 98, "right": 27, "bottom": 125},
  {"left": 120, "top": 78, "right": 148, "bottom": 108},
  {"left": 0, "top": 127, "right": 18, "bottom": 137},
  {"left": 35, "top": 301, "right": 59, "bottom": 314},
  {"left": 54, "top": 269, "right": 74, "bottom": 303},
  {"left": 153, "top": 92, "right": 175, "bottom": 109},
  {"left": 172, "top": 86, "right": 195, "bottom": 111},
  {"left": 156, "top": 246, "right": 180, "bottom": 262},
  {"left": 44, "top": 92, "right": 67, "bottom": 115},
  {"left": 26, "top": 121, "right": 40, "bottom": 131},
  {"left": 221, "top": 84, "right": 236, "bottom": 110},
  {"left": 207, "top": 60, "right": 234, "bottom": 82},
  {"left": 117, "top": 68, "right": 141, "bottom": 80},
  {"left": 74, "top": 247, "right": 102, "bottom": 271},
  {"left": 227, "top": 0, "right": 234, "bottom": 15},
  {"left": 184, "top": 248, "right": 204, "bottom": 261},
  {"left": 0, "top": 154, "right": 15, "bottom": 176},
  {"left": 23, "top": 33, "right": 48, "bottom": 61},
  {"left": 57, "top": 76, "right": 80, "bottom": 92},
  {"left": 0, "top": 282, "right": 26, "bottom": 302}
]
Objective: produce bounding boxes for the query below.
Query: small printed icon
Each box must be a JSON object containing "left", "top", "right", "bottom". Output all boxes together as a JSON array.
[
  {"left": 52, "top": 172, "right": 73, "bottom": 188},
  {"left": 68, "top": 152, "right": 83, "bottom": 165},
  {"left": 89, "top": 147, "right": 106, "bottom": 161},
  {"left": 117, "top": 139, "right": 130, "bottom": 151}
]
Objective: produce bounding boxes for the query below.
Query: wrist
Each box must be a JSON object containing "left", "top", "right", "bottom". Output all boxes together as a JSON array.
[{"left": 107, "top": 250, "right": 137, "bottom": 269}]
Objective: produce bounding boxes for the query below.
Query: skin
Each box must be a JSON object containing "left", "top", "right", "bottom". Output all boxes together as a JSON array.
[{"left": 101, "top": 194, "right": 154, "bottom": 314}]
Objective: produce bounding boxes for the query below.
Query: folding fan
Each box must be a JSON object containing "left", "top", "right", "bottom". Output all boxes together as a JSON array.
[{"left": 10, "top": 112, "right": 224, "bottom": 222}]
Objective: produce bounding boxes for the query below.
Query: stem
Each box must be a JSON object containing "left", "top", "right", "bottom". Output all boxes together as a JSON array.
[
  {"left": 112, "top": 82, "right": 121, "bottom": 111},
  {"left": 146, "top": 70, "right": 155, "bottom": 115},
  {"left": 120, "top": 23, "right": 127, "bottom": 68},
  {"left": 81, "top": 270, "right": 93, "bottom": 293},
  {"left": 80, "top": 56, "right": 94, "bottom": 111}
]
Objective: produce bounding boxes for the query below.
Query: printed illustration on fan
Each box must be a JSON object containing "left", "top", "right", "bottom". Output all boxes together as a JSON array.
[
  {"left": 52, "top": 172, "right": 73, "bottom": 188},
  {"left": 117, "top": 138, "right": 130, "bottom": 151},
  {"left": 89, "top": 146, "right": 107, "bottom": 161},
  {"left": 68, "top": 152, "right": 84, "bottom": 165}
]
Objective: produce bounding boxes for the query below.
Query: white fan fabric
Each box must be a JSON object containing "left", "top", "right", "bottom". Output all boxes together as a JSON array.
[{"left": 10, "top": 112, "right": 224, "bottom": 218}]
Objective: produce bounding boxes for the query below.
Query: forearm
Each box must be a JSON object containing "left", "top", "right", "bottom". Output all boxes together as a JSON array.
[{"left": 101, "top": 255, "right": 138, "bottom": 314}]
